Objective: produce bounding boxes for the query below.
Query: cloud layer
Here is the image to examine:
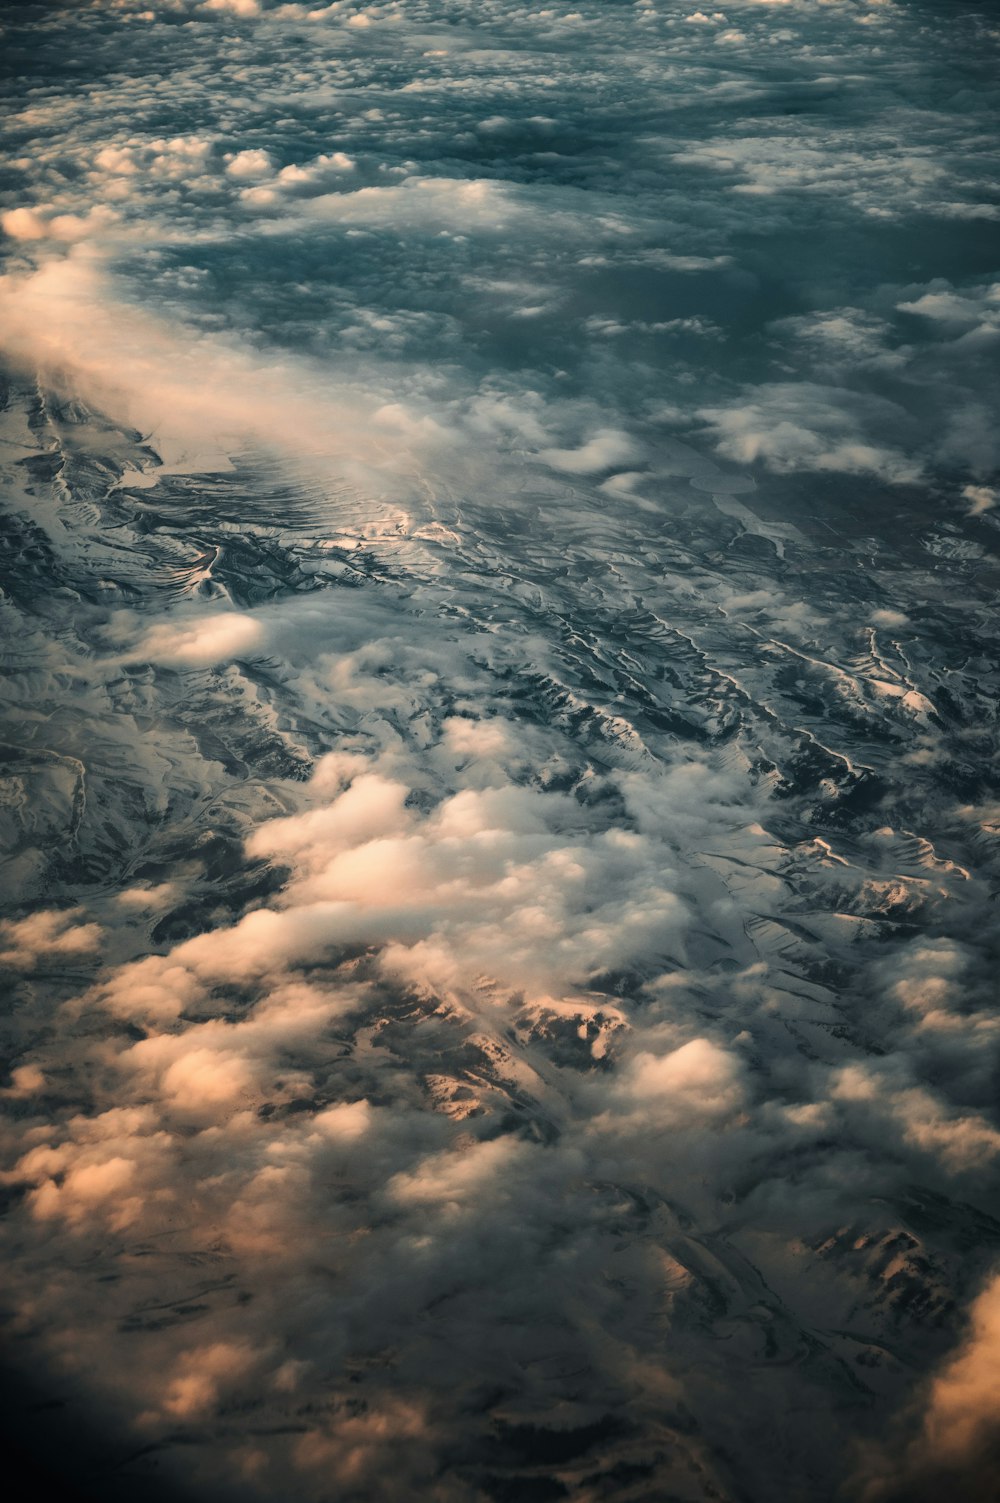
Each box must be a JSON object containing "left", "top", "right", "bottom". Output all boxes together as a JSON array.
[{"left": 1, "top": 0, "right": 999, "bottom": 1500}]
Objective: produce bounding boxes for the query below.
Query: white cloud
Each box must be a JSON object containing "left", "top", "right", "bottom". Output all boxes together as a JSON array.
[
  {"left": 202, "top": 0, "right": 261, "bottom": 16},
  {"left": 539, "top": 427, "right": 641, "bottom": 474},
  {"left": 611, "top": 1037, "right": 745, "bottom": 1126},
  {"left": 962, "top": 483, "right": 997, "bottom": 516},
  {"left": 226, "top": 147, "right": 275, "bottom": 179},
  {"left": 898, "top": 281, "right": 1000, "bottom": 335},
  {"left": 1, "top": 204, "right": 118, "bottom": 243},
  {"left": 921, "top": 1272, "right": 1000, "bottom": 1463},
  {"left": 832, "top": 1064, "right": 1000, "bottom": 1171},
  {"left": 0, "top": 909, "right": 103, "bottom": 970},
  {"left": 136, "top": 611, "right": 267, "bottom": 667},
  {"left": 697, "top": 383, "right": 922, "bottom": 482},
  {"left": 388, "top": 1135, "right": 532, "bottom": 1207}
]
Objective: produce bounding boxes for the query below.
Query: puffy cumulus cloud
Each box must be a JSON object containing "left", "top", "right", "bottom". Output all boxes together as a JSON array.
[
  {"left": 539, "top": 427, "right": 642, "bottom": 475},
  {"left": 2, "top": 207, "right": 50, "bottom": 242},
  {"left": 160, "top": 1339, "right": 262, "bottom": 1421},
  {"left": 0, "top": 908, "right": 103, "bottom": 970},
  {"left": 225, "top": 147, "right": 275, "bottom": 180},
  {"left": 83, "top": 134, "right": 218, "bottom": 202},
  {"left": 592, "top": 1036, "right": 746, "bottom": 1138},
  {"left": 135, "top": 611, "right": 267, "bottom": 667},
  {"left": 288, "top": 1395, "right": 433, "bottom": 1496},
  {"left": 93, "top": 953, "right": 206, "bottom": 1023},
  {"left": 157, "top": 1043, "right": 257, "bottom": 1111},
  {"left": 241, "top": 150, "right": 356, "bottom": 207},
  {"left": 387, "top": 1133, "right": 533, "bottom": 1209},
  {"left": 1, "top": 204, "right": 118, "bottom": 244},
  {"left": 1, "top": 1064, "right": 46, "bottom": 1098},
  {"left": 138, "top": 135, "right": 214, "bottom": 180},
  {"left": 887, "top": 939, "right": 972, "bottom": 1029},
  {"left": 770, "top": 307, "right": 902, "bottom": 370},
  {"left": 861, "top": 932, "right": 1000, "bottom": 1098},
  {"left": 898, "top": 280, "right": 1000, "bottom": 339},
  {"left": 246, "top": 771, "right": 412, "bottom": 868},
  {"left": 2, "top": 1105, "right": 171, "bottom": 1233},
  {"left": 831, "top": 1064, "right": 1000, "bottom": 1173},
  {"left": 919, "top": 1273, "right": 1000, "bottom": 1467},
  {"left": 963, "top": 483, "right": 997, "bottom": 516},
  {"left": 281, "top": 175, "right": 617, "bottom": 243},
  {"left": 202, "top": 0, "right": 261, "bottom": 14},
  {"left": 440, "top": 713, "right": 515, "bottom": 765},
  {"left": 115, "top": 881, "right": 179, "bottom": 910},
  {"left": 626, "top": 1037, "right": 743, "bottom": 1112},
  {"left": 120, "top": 0, "right": 264, "bottom": 13},
  {"left": 861, "top": 1271, "right": 1000, "bottom": 1502},
  {"left": 696, "top": 383, "right": 921, "bottom": 482},
  {"left": 312, "top": 1097, "right": 372, "bottom": 1139},
  {"left": 667, "top": 119, "right": 958, "bottom": 217},
  {"left": 30, "top": 1155, "right": 138, "bottom": 1226},
  {"left": 89, "top": 754, "right": 696, "bottom": 1010}
]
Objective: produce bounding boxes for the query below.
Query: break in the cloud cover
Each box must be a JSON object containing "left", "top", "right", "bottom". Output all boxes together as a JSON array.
[{"left": 1, "top": 0, "right": 999, "bottom": 1499}]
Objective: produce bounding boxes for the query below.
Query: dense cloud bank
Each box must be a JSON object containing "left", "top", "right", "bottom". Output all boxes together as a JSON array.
[{"left": 1, "top": 1, "right": 999, "bottom": 1499}]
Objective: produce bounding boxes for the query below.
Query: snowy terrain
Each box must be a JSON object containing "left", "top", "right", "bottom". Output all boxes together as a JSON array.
[{"left": 1, "top": 2, "right": 999, "bottom": 1500}]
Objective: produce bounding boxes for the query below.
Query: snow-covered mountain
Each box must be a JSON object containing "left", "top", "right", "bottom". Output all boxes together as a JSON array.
[{"left": 1, "top": 2, "right": 998, "bottom": 1500}]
